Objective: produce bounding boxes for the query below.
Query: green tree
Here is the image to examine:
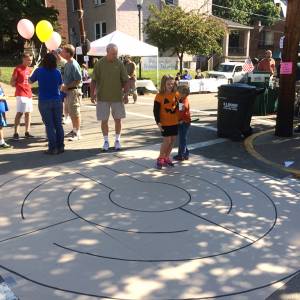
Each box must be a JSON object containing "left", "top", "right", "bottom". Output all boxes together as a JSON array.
[
  {"left": 144, "top": 4, "right": 226, "bottom": 73},
  {"left": 212, "top": 0, "right": 280, "bottom": 26},
  {"left": 0, "top": 0, "right": 58, "bottom": 56}
]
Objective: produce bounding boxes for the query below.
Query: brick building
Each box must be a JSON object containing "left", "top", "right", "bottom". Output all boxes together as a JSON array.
[
  {"left": 66, "top": 0, "right": 212, "bottom": 46},
  {"left": 44, "top": 0, "right": 69, "bottom": 42},
  {"left": 249, "top": 0, "right": 286, "bottom": 61},
  {"left": 249, "top": 20, "right": 285, "bottom": 61}
]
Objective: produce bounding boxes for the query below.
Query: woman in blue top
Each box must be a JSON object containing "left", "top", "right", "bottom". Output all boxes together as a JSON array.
[{"left": 30, "top": 53, "right": 64, "bottom": 154}]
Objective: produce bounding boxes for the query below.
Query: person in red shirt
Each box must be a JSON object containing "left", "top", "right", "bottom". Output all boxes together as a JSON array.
[
  {"left": 10, "top": 53, "right": 33, "bottom": 139},
  {"left": 173, "top": 85, "right": 191, "bottom": 161},
  {"left": 258, "top": 50, "right": 275, "bottom": 75}
]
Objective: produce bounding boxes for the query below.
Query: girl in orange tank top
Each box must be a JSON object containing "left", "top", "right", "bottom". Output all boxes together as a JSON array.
[{"left": 153, "top": 75, "right": 179, "bottom": 169}]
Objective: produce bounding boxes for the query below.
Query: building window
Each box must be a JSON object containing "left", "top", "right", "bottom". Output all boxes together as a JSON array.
[
  {"left": 95, "top": 0, "right": 106, "bottom": 5},
  {"left": 72, "top": 0, "right": 79, "bottom": 11},
  {"left": 259, "top": 31, "right": 274, "bottom": 47},
  {"left": 165, "top": 0, "right": 174, "bottom": 5},
  {"left": 95, "top": 22, "right": 107, "bottom": 39},
  {"left": 183, "top": 61, "right": 191, "bottom": 69}
]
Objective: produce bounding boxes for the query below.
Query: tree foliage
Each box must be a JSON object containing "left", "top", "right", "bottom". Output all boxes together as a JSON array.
[
  {"left": 0, "top": 0, "right": 58, "bottom": 55},
  {"left": 212, "top": 0, "right": 281, "bottom": 26},
  {"left": 144, "top": 4, "right": 226, "bottom": 72}
]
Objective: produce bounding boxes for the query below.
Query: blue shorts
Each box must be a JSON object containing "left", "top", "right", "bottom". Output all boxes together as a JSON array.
[
  {"left": 0, "top": 113, "right": 7, "bottom": 127},
  {"left": 0, "top": 100, "right": 9, "bottom": 127}
]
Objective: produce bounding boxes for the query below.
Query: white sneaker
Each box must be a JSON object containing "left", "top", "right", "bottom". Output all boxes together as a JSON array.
[
  {"left": 68, "top": 132, "right": 81, "bottom": 141},
  {"left": 102, "top": 141, "right": 109, "bottom": 151},
  {"left": 114, "top": 140, "right": 121, "bottom": 150},
  {"left": 63, "top": 116, "right": 71, "bottom": 124}
]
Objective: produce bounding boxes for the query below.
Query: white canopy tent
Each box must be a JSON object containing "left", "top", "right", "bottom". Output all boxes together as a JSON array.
[{"left": 84, "top": 31, "right": 159, "bottom": 85}]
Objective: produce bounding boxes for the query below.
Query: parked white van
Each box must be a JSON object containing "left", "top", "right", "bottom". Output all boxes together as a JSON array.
[{"left": 208, "top": 62, "right": 246, "bottom": 84}]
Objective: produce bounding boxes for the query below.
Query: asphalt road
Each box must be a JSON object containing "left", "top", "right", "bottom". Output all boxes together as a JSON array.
[
  {"left": 0, "top": 90, "right": 287, "bottom": 179},
  {"left": 0, "top": 85, "right": 298, "bottom": 299}
]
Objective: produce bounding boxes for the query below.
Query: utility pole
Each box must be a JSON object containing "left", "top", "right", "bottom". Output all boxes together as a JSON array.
[
  {"left": 76, "top": 0, "right": 90, "bottom": 56},
  {"left": 275, "top": 0, "right": 300, "bottom": 137},
  {"left": 77, "top": 0, "right": 86, "bottom": 45},
  {"left": 137, "top": 0, "right": 143, "bottom": 79}
]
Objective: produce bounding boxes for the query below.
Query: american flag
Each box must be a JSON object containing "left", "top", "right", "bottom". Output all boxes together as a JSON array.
[{"left": 242, "top": 58, "right": 254, "bottom": 73}]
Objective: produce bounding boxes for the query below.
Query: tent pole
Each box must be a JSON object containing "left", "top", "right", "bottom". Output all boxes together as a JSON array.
[{"left": 156, "top": 55, "right": 159, "bottom": 87}]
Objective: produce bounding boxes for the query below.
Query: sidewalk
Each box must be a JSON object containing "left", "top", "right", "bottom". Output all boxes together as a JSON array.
[
  {"left": 0, "top": 81, "right": 162, "bottom": 175},
  {"left": 245, "top": 127, "right": 300, "bottom": 178}
]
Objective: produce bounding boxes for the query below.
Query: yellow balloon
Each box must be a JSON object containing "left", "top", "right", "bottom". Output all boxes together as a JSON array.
[{"left": 36, "top": 20, "right": 53, "bottom": 42}]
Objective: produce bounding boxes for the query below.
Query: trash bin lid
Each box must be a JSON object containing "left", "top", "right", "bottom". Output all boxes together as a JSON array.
[{"left": 219, "top": 83, "right": 257, "bottom": 94}]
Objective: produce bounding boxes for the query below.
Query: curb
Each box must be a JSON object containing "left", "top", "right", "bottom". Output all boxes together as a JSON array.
[{"left": 244, "top": 129, "right": 300, "bottom": 178}]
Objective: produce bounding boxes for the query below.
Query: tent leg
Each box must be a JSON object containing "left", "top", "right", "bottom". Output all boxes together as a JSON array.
[{"left": 156, "top": 56, "right": 159, "bottom": 87}]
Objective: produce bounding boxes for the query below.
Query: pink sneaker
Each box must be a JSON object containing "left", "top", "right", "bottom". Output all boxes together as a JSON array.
[
  {"left": 156, "top": 158, "right": 165, "bottom": 169},
  {"left": 164, "top": 157, "right": 174, "bottom": 167}
]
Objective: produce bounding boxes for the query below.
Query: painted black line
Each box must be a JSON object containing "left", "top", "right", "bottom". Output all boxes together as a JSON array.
[
  {"left": 0, "top": 217, "right": 79, "bottom": 243},
  {"left": 0, "top": 264, "right": 121, "bottom": 300},
  {"left": 183, "top": 174, "right": 233, "bottom": 214},
  {"left": 114, "top": 156, "right": 278, "bottom": 243},
  {"left": 67, "top": 187, "right": 153, "bottom": 257},
  {"left": 0, "top": 174, "right": 24, "bottom": 189},
  {"left": 108, "top": 187, "right": 191, "bottom": 213},
  {"left": 100, "top": 164, "right": 193, "bottom": 213},
  {"left": 21, "top": 176, "right": 59, "bottom": 220},
  {"left": 75, "top": 172, "right": 113, "bottom": 191},
  {"left": 180, "top": 207, "right": 256, "bottom": 242},
  {"left": 1, "top": 263, "right": 300, "bottom": 300},
  {"left": 67, "top": 188, "right": 187, "bottom": 234},
  {"left": 53, "top": 237, "right": 241, "bottom": 262}
]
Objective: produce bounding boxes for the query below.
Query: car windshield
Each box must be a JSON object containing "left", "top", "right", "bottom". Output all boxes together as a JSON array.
[{"left": 215, "top": 65, "right": 235, "bottom": 72}]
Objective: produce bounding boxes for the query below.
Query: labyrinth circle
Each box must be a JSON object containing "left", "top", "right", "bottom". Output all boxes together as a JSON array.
[{"left": 0, "top": 155, "right": 300, "bottom": 300}]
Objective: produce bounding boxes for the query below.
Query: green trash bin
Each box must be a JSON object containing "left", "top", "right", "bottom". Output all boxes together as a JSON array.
[
  {"left": 267, "top": 84, "right": 279, "bottom": 113},
  {"left": 248, "top": 72, "right": 271, "bottom": 115}
]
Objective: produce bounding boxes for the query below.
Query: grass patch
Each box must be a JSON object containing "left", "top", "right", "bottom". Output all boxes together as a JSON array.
[
  {"left": 1, "top": 62, "right": 197, "bottom": 89},
  {"left": 88, "top": 69, "right": 198, "bottom": 86},
  {"left": 0, "top": 67, "right": 14, "bottom": 85}
]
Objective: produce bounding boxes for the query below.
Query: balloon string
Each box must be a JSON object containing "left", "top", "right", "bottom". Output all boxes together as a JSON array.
[
  {"left": 29, "top": 40, "right": 37, "bottom": 62},
  {"left": 37, "top": 44, "right": 43, "bottom": 65}
]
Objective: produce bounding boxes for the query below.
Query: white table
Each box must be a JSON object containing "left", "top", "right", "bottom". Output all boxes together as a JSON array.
[
  {"left": 136, "top": 80, "right": 157, "bottom": 92},
  {"left": 179, "top": 78, "right": 228, "bottom": 93}
]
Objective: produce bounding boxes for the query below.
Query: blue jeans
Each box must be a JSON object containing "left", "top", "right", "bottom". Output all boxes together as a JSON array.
[
  {"left": 38, "top": 101, "right": 64, "bottom": 151},
  {"left": 178, "top": 122, "right": 190, "bottom": 158}
]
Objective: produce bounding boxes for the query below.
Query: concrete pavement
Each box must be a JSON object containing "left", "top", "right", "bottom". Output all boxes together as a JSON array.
[{"left": 1, "top": 82, "right": 300, "bottom": 299}]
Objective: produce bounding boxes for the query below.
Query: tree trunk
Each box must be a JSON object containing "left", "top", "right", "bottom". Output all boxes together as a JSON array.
[
  {"left": 178, "top": 53, "right": 184, "bottom": 74},
  {"left": 275, "top": 0, "right": 300, "bottom": 137}
]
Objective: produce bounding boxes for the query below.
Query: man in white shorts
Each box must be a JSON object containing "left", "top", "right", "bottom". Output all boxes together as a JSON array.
[
  {"left": 10, "top": 53, "right": 33, "bottom": 139},
  {"left": 90, "top": 44, "right": 129, "bottom": 151}
]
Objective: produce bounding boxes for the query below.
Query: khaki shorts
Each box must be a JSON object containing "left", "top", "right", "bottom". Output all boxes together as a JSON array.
[
  {"left": 65, "top": 89, "right": 82, "bottom": 117},
  {"left": 128, "top": 78, "right": 137, "bottom": 94},
  {"left": 96, "top": 101, "right": 126, "bottom": 121}
]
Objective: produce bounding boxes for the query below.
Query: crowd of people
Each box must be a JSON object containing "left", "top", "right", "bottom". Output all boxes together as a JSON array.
[
  {"left": 1, "top": 45, "right": 299, "bottom": 168},
  {"left": 0, "top": 42, "right": 192, "bottom": 170}
]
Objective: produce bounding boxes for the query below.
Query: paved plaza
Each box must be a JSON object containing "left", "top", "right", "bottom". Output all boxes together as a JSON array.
[
  {"left": 0, "top": 84, "right": 300, "bottom": 299},
  {"left": 1, "top": 146, "right": 300, "bottom": 299}
]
